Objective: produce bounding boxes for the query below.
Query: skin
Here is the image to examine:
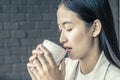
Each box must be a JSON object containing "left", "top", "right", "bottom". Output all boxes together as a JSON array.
[
  {"left": 57, "top": 4, "right": 102, "bottom": 74},
  {"left": 27, "top": 4, "right": 102, "bottom": 80},
  {"left": 27, "top": 44, "right": 65, "bottom": 80}
]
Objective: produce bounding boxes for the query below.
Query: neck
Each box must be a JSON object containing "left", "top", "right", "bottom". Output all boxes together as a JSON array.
[{"left": 79, "top": 39, "right": 101, "bottom": 74}]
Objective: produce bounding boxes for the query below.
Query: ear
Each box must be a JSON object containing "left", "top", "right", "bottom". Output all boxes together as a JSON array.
[{"left": 92, "top": 19, "right": 102, "bottom": 37}]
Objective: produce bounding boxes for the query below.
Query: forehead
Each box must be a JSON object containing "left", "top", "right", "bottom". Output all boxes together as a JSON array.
[{"left": 57, "top": 5, "right": 79, "bottom": 24}]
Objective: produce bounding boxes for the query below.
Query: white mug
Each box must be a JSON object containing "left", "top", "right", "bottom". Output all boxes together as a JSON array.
[{"left": 43, "top": 39, "right": 66, "bottom": 65}]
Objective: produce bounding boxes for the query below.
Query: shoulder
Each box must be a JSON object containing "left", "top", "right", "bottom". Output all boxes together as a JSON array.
[{"left": 106, "top": 64, "right": 120, "bottom": 80}]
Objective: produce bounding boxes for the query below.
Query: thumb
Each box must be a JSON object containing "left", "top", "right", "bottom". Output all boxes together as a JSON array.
[{"left": 61, "top": 59, "right": 66, "bottom": 76}]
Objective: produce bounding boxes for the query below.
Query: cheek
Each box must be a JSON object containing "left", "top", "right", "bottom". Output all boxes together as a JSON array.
[
  {"left": 68, "top": 29, "right": 85, "bottom": 49},
  {"left": 70, "top": 28, "right": 92, "bottom": 51},
  {"left": 67, "top": 26, "right": 92, "bottom": 47},
  {"left": 68, "top": 28, "right": 84, "bottom": 45}
]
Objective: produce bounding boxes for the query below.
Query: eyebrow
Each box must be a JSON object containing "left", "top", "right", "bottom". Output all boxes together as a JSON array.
[{"left": 62, "top": 21, "right": 73, "bottom": 25}]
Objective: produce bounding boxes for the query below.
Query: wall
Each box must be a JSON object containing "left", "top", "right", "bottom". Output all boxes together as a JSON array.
[
  {"left": 0, "top": 0, "right": 119, "bottom": 80},
  {"left": 119, "top": 0, "right": 120, "bottom": 49},
  {"left": 0, "top": 0, "right": 58, "bottom": 80},
  {"left": 109, "top": 0, "right": 119, "bottom": 47}
]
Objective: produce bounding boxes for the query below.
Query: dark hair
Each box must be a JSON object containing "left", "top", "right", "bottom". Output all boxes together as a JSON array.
[{"left": 58, "top": 0, "right": 120, "bottom": 68}]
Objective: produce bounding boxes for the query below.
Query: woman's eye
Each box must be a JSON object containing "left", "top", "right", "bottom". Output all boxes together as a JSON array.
[{"left": 67, "top": 28, "right": 72, "bottom": 31}]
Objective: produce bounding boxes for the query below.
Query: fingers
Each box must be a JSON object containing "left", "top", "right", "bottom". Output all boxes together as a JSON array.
[
  {"left": 29, "top": 49, "right": 42, "bottom": 63},
  {"left": 27, "top": 44, "right": 65, "bottom": 80},
  {"left": 38, "top": 44, "right": 56, "bottom": 66},
  {"left": 28, "top": 44, "right": 56, "bottom": 80},
  {"left": 32, "top": 59, "right": 46, "bottom": 76},
  {"left": 29, "top": 54, "right": 37, "bottom": 63},
  {"left": 32, "top": 50, "right": 50, "bottom": 75},
  {"left": 32, "top": 59, "right": 42, "bottom": 70},
  {"left": 32, "top": 49, "right": 43, "bottom": 56},
  {"left": 32, "top": 48, "right": 49, "bottom": 67},
  {"left": 27, "top": 62, "right": 42, "bottom": 80},
  {"left": 29, "top": 49, "right": 43, "bottom": 63},
  {"left": 37, "top": 53, "right": 48, "bottom": 68},
  {"left": 31, "top": 67, "right": 41, "bottom": 80},
  {"left": 28, "top": 59, "right": 49, "bottom": 80},
  {"left": 27, "top": 63, "right": 37, "bottom": 80}
]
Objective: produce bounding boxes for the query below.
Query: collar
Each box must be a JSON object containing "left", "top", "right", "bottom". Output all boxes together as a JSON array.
[
  {"left": 92, "top": 51, "right": 110, "bottom": 80},
  {"left": 65, "top": 51, "right": 110, "bottom": 80}
]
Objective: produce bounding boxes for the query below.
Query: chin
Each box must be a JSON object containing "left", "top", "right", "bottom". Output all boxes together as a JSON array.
[
  {"left": 69, "top": 55, "right": 79, "bottom": 60},
  {"left": 69, "top": 54, "right": 85, "bottom": 60}
]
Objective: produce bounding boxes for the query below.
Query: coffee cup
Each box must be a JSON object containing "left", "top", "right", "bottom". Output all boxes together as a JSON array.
[{"left": 43, "top": 39, "right": 66, "bottom": 65}]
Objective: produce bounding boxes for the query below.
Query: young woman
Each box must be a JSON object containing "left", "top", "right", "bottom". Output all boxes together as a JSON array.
[{"left": 27, "top": 0, "right": 120, "bottom": 80}]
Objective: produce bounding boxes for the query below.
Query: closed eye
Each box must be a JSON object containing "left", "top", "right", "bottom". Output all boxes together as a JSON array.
[{"left": 66, "top": 28, "right": 72, "bottom": 31}]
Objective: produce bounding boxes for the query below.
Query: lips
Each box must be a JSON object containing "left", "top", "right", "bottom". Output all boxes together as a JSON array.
[{"left": 63, "top": 46, "right": 72, "bottom": 53}]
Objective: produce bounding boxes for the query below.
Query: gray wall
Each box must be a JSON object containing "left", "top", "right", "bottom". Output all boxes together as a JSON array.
[
  {"left": 0, "top": 0, "right": 119, "bottom": 80},
  {"left": 0, "top": 0, "right": 58, "bottom": 80},
  {"left": 109, "top": 0, "right": 119, "bottom": 48},
  {"left": 119, "top": 0, "right": 120, "bottom": 49}
]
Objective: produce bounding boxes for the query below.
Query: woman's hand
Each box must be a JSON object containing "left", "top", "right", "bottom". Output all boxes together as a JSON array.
[
  {"left": 27, "top": 54, "right": 37, "bottom": 80},
  {"left": 27, "top": 44, "right": 65, "bottom": 80}
]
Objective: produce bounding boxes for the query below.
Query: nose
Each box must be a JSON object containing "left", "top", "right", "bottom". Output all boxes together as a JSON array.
[{"left": 59, "top": 31, "right": 67, "bottom": 44}]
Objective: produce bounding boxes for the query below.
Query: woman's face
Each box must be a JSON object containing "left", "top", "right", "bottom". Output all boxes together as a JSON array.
[{"left": 57, "top": 5, "right": 94, "bottom": 59}]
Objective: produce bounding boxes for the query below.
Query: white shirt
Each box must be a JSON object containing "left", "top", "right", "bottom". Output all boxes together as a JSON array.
[
  {"left": 65, "top": 51, "right": 120, "bottom": 80},
  {"left": 75, "top": 64, "right": 93, "bottom": 80}
]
